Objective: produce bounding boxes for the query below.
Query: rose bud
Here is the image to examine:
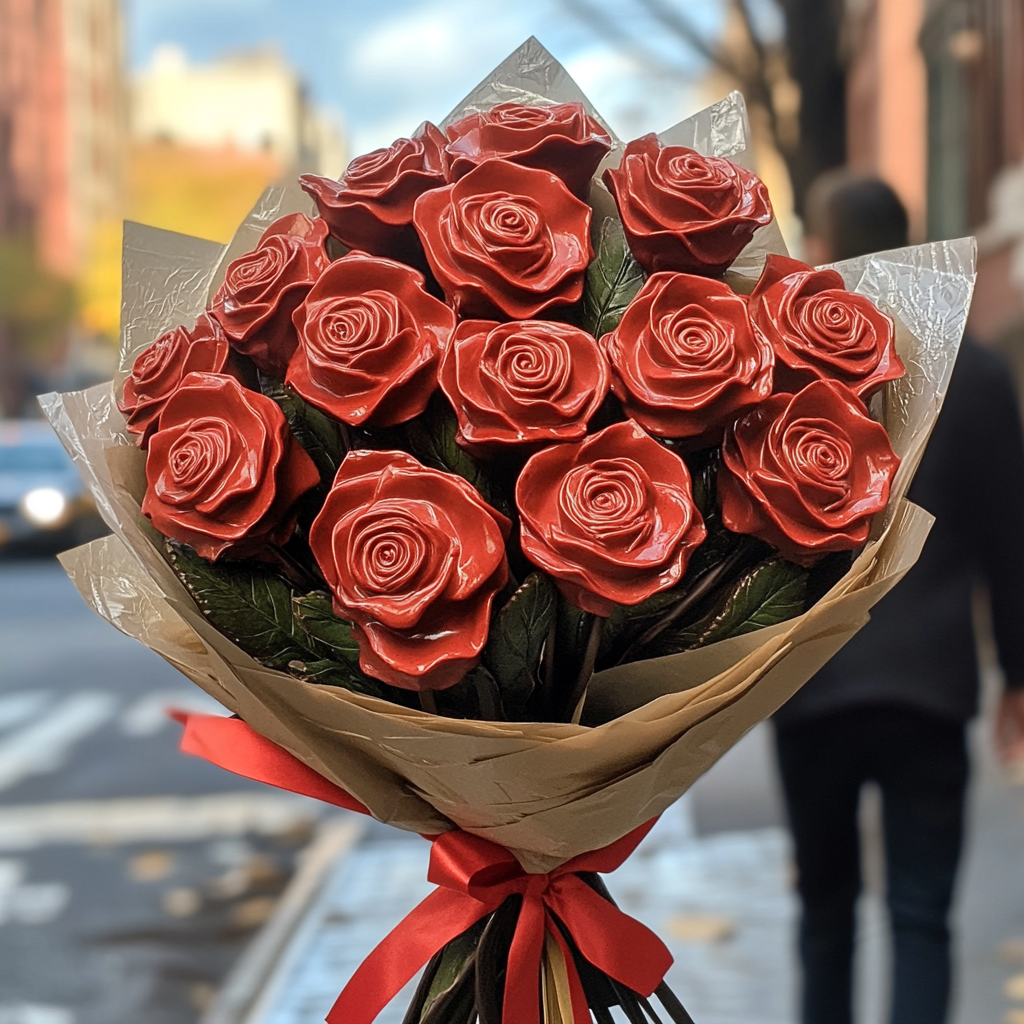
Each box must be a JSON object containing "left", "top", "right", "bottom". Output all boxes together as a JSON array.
[
  {"left": 299, "top": 122, "right": 448, "bottom": 259},
  {"left": 718, "top": 379, "right": 900, "bottom": 566},
  {"left": 601, "top": 272, "right": 773, "bottom": 447},
  {"left": 142, "top": 372, "right": 320, "bottom": 561},
  {"left": 748, "top": 254, "right": 904, "bottom": 399},
  {"left": 516, "top": 420, "right": 706, "bottom": 616},
  {"left": 603, "top": 136, "right": 772, "bottom": 276},
  {"left": 413, "top": 158, "right": 592, "bottom": 320},
  {"left": 309, "top": 449, "right": 511, "bottom": 691},
  {"left": 119, "top": 312, "right": 235, "bottom": 448},
  {"left": 287, "top": 252, "right": 455, "bottom": 428},
  {"left": 445, "top": 101, "right": 612, "bottom": 199},
  {"left": 209, "top": 213, "right": 331, "bottom": 378},
  {"left": 438, "top": 319, "right": 610, "bottom": 456}
]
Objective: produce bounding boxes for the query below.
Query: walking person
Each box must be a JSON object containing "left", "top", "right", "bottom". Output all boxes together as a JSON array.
[{"left": 774, "top": 170, "right": 1024, "bottom": 1024}]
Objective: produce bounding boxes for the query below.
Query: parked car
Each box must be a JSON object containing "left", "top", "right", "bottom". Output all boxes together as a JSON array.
[{"left": 0, "top": 420, "right": 105, "bottom": 552}]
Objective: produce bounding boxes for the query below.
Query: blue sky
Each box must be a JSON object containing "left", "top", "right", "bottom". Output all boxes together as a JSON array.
[{"left": 124, "top": 0, "right": 730, "bottom": 159}]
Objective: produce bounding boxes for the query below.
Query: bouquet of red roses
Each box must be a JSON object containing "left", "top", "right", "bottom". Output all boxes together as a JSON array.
[{"left": 44, "top": 39, "right": 973, "bottom": 1024}]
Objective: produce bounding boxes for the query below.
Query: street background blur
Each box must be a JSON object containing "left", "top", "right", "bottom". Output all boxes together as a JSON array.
[{"left": 1, "top": 1, "right": 1023, "bottom": 1023}]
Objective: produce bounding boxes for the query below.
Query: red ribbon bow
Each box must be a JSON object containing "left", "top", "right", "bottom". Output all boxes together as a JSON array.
[{"left": 173, "top": 712, "right": 673, "bottom": 1024}]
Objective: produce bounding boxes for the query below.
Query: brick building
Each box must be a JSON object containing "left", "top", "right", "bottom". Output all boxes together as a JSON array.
[{"left": 0, "top": 0, "right": 125, "bottom": 276}]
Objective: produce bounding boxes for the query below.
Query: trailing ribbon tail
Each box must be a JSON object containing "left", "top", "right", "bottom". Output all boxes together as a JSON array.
[{"left": 172, "top": 712, "right": 674, "bottom": 1024}]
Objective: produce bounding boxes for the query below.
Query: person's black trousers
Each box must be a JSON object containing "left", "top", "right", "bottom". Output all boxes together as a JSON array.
[{"left": 774, "top": 704, "right": 969, "bottom": 1024}]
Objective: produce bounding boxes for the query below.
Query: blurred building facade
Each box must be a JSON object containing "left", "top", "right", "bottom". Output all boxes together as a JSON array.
[
  {"left": 843, "top": 0, "right": 1024, "bottom": 343},
  {"left": 0, "top": 0, "right": 126, "bottom": 276},
  {"left": 132, "top": 45, "right": 346, "bottom": 178}
]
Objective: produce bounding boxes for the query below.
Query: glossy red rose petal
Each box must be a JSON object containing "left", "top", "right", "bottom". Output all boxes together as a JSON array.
[
  {"left": 287, "top": 252, "right": 454, "bottom": 427},
  {"left": 718, "top": 379, "right": 899, "bottom": 565},
  {"left": 119, "top": 311, "right": 234, "bottom": 448},
  {"left": 749, "top": 254, "right": 904, "bottom": 398},
  {"left": 210, "top": 213, "right": 330, "bottom": 377},
  {"left": 309, "top": 449, "right": 511, "bottom": 691},
  {"left": 445, "top": 101, "right": 611, "bottom": 199},
  {"left": 601, "top": 272, "right": 773, "bottom": 445},
  {"left": 300, "top": 122, "right": 448, "bottom": 259},
  {"left": 438, "top": 319, "right": 610, "bottom": 455},
  {"left": 517, "top": 420, "right": 706, "bottom": 615},
  {"left": 413, "top": 159, "right": 592, "bottom": 320},
  {"left": 142, "top": 372, "right": 319, "bottom": 561},
  {"left": 604, "top": 136, "right": 772, "bottom": 276}
]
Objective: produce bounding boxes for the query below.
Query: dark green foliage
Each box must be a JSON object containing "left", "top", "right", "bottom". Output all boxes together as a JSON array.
[
  {"left": 259, "top": 376, "right": 346, "bottom": 483},
  {"left": 166, "top": 542, "right": 385, "bottom": 698},
  {"left": 598, "top": 585, "right": 691, "bottom": 665},
  {"left": 482, "top": 573, "right": 557, "bottom": 719},
  {"left": 399, "top": 395, "right": 512, "bottom": 518},
  {"left": 581, "top": 217, "right": 645, "bottom": 338},
  {"left": 640, "top": 556, "right": 809, "bottom": 659},
  {"left": 292, "top": 592, "right": 363, "bottom": 669}
]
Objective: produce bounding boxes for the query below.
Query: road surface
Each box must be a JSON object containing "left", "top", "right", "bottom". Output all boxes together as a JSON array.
[{"left": 0, "top": 554, "right": 321, "bottom": 1024}]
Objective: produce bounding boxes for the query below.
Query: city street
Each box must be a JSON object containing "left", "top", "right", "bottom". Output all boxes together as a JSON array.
[{"left": 0, "top": 553, "right": 322, "bottom": 1024}]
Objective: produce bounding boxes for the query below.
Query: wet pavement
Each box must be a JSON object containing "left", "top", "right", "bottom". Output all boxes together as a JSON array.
[{"left": 0, "top": 557, "right": 321, "bottom": 1024}]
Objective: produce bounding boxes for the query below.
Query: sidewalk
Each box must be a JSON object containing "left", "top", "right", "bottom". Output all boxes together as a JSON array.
[{"left": 203, "top": 722, "right": 1024, "bottom": 1024}]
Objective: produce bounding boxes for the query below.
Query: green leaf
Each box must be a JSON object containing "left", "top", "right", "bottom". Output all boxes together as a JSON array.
[
  {"left": 421, "top": 919, "right": 486, "bottom": 1021},
  {"left": 580, "top": 216, "right": 645, "bottom": 338},
  {"left": 599, "top": 585, "right": 689, "bottom": 663},
  {"left": 259, "top": 376, "right": 346, "bottom": 483},
  {"left": 696, "top": 557, "right": 808, "bottom": 645},
  {"left": 400, "top": 395, "right": 511, "bottom": 517},
  {"left": 292, "top": 592, "right": 362, "bottom": 668},
  {"left": 167, "top": 541, "right": 321, "bottom": 668},
  {"left": 640, "top": 556, "right": 808, "bottom": 658},
  {"left": 167, "top": 542, "right": 385, "bottom": 698},
  {"left": 482, "top": 573, "right": 557, "bottom": 718}
]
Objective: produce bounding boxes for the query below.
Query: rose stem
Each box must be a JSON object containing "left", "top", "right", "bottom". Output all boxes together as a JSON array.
[
  {"left": 336, "top": 419, "right": 352, "bottom": 455},
  {"left": 653, "top": 984, "right": 698, "bottom": 1024},
  {"left": 579, "top": 873, "right": 697, "bottom": 1024},
  {"left": 540, "top": 616, "right": 557, "bottom": 714},
  {"left": 563, "top": 614, "right": 604, "bottom": 723},
  {"left": 265, "top": 544, "right": 324, "bottom": 593},
  {"left": 473, "top": 671, "right": 505, "bottom": 722},
  {"left": 399, "top": 949, "right": 445, "bottom": 1024},
  {"left": 419, "top": 691, "right": 437, "bottom": 715},
  {"left": 615, "top": 541, "right": 752, "bottom": 667}
]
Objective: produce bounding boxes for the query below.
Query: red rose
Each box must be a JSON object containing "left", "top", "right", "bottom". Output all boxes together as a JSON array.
[
  {"left": 516, "top": 420, "right": 706, "bottom": 616},
  {"left": 438, "top": 319, "right": 610, "bottom": 455},
  {"left": 119, "top": 312, "right": 234, "bottom": 448},
  {"left": 209, "top": 213, "right": 330, "bottom": 377},
  {"left": 309, "top": 449, "right": 511, "bottom": 691},
  {"left": 299, "top": 122, "right": 448, "bottom": 258},
  {"left": 718, "top": 379, "right": 900, "bottom": 566},
  {"left": 603, "top": 135, "right": 772, "bottom": 276},
  {"left": 445, "top": 101, "right": 612, "bottom": 199},
  {"left": 413, "top": 159, "right": 592, "bottom": 319},
  {"left": 601, "top": 272, "right": 773, "bottom": 445},
  {"left": 287, "top": 252, "right": 454, "bottom": 428},
  {"left": 142, "top": 373, "right": 320, "bottom": 561},
  {"left": 748, "top": 254, "right": 904, "bottom": 398}
]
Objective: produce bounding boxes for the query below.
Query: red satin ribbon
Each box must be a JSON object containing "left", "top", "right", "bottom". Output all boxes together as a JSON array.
[{"left": 174, "top": 712, "right": 673, "bottom": 1024}]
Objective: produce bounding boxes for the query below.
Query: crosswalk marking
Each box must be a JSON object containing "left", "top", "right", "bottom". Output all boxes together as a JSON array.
[
  {"left": 0, "top": 1005, "right": 74, "bottom": 1024},
  {"left": 118, "top": 689, "right": 227, "bottom": 737},
  {"left": 0, "top": 793, "right": 321, "bottom": 850},
  {"left": 0, "top": 693, "right": 51, "bottom": 734},
  {"left": 0, "top": 693, "right": 117, "bottom": 791},
  {"left": 0, "top": 859, "right": 70, "bottom": 926}
]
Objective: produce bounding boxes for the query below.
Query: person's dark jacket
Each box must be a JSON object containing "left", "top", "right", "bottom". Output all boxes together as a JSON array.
[{"left": 776, "top": 338, "right": 1024, "bottom": 726}]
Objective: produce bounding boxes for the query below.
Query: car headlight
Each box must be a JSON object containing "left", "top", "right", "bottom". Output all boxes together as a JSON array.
[{"left": 20, "top": 487, "right": 69, "bottom": 528}]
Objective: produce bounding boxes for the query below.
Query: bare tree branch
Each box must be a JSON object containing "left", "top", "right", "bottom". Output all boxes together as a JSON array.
[
  {"left": 634, "top": 0, "right": 745, "bottom": 80},
  {"left": 558, "top": 0, "right": 695, "bottom": 80}
]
